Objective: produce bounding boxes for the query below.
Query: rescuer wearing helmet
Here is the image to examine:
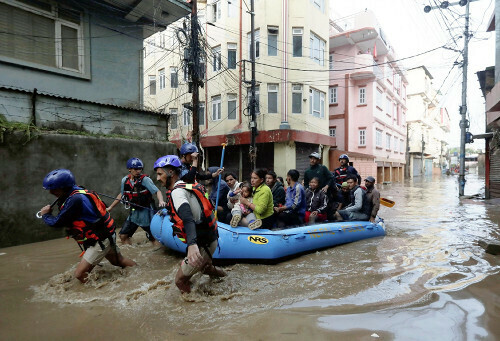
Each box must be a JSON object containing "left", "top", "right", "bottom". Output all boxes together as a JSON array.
[
  {"left": 179, "top": 142, "right": 223, "bottom": 184},
  {"left": 39, "top": 169, "right": 136, "bottom": 283},
  {"left": 106, "top": 158, "right": 165, "bottom": 245},
  {"left": 154, "top": 155, "right": 226, "bottom": 294},
  {"left": 331, "top": 154, "right": 361, "bottom": 188}
]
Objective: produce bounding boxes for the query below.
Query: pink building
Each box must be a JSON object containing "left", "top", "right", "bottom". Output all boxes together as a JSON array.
[{"left": 328, "top": 11, "right": 407, "bottom": 183}]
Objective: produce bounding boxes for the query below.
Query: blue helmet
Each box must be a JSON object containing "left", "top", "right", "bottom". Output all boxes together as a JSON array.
[
  {"left": 339, "top": 154, "right": 349, "bottom": 162},
  {"left": 127, "top": 157, "right": 143, "bottom": 169},
  {"left": 180, "top": 142, "right": 198, "bottom": 155},
  {"left": 43, "top": 169, "right": 75, "bottom": 190},
  {"left": 154, "top": 155, "right": 182, "bottom": 170}
]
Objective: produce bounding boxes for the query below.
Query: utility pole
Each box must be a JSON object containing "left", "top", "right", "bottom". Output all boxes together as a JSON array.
[
  {"left": 423, "top": 0, "right": 475, "bottom": 196},
  {"left": 421, "top": 134, "right": 425, "bottom": 175},
  {"left": 458, "top": 1, "right": 470, "bottom": 196},
  {"left": 190, "top": 0, "right": 200, "bottom": 148},
  {"left": 249, "top": 0, "right": 257, "bottom": 169}
]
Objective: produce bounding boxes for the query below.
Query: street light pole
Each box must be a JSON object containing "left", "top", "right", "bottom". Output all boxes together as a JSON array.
[{"left": 249, "top": 0, "right": 257, "bottom": 170}]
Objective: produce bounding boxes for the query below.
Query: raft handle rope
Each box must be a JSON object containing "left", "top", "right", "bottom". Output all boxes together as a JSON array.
[
  {"left": 35, "top": 198, "right": 59, "bottom": 218},
  {"left": 95, "top": 192, "right": 156, "bottom": 212}
]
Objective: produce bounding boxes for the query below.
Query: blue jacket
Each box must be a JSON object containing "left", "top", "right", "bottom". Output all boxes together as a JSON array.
[{"left": 285, "top": 182, "right": 306, "bottom": 218}]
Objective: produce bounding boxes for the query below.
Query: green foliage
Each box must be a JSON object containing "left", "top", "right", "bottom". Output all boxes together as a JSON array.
[{"left": 0, "top": 114, "right": 38, "bottom": 144}]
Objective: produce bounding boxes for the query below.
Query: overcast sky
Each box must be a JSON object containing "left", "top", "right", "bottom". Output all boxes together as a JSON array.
[{"left": 330, "top": 0, "right": 495, "bottom": 151}]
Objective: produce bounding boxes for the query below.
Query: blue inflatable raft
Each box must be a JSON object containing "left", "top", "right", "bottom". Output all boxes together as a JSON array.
[{"left": 150, "top": 213, "right": 386, "bottom": 263}]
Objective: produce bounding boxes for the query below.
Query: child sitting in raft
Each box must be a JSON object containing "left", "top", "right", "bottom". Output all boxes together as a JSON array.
[
  {"left": 228, "top": 182, "right": 262, "bottom": 230},
  {"left": 305, "top": 177, "right": 328, "bottom": 224}
]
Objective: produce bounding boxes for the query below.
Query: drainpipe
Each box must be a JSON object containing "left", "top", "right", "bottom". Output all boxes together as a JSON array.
[
  {"left": 279, "top": 0, "right": 290, "bottom": 129},
  {"left": 31, "top": 88, "right": 37, "bottom": 126},
  {"left": 344, "top": 74, "right": 349, "bottom": 150},
  {"left": 239, "top": 0, "right": 243, "bottom": 125}
]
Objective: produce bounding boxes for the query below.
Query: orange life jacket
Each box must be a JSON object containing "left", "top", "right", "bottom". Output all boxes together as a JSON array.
[
  {"left": 61, "top": 189, "right": 116, "bottom": 248},
  {"left": 123, "top": 174, "right": 153, "bottom": 207},
  {"left": 165, "top": 182, "right": 217, "bottom": 243}
]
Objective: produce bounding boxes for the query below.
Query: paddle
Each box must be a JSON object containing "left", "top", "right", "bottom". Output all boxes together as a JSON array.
[
  {"left": 214, "top": 143, "right": 227, "bottom": 220},
  {"left": 380, "top": 197, "right": 395, "bottom": 207}
]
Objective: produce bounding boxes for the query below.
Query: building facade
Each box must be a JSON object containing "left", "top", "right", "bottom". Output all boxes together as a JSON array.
[
  {"left": 406, "top": 66, "right": 450, "bottom": 178},
  {"left": 144, "top": 0, "right": 333, "bottom": 179},
  {"left": 328, "top": 10, "right": 407, "bottom": 183}
]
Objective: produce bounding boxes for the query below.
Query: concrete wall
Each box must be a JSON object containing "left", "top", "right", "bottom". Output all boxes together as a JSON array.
[{"left": 0, "top": 132, "right": 176, "bottom": 248}]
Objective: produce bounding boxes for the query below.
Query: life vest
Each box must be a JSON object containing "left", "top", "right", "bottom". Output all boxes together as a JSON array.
[
  {"left": 165, "top": 182, "right": 217, "bottom": 244},
  {"left": 349, "top": 185, "right": 372, "bottom": 217},
  {"left": 61, "top": 189, "right": 116, "bottom": 249},
  {"left": 333, "top": 166, "right": 361, "bottom": 186},
  {"left": 123, "top": 174, "right": 153, "bottom": 207}
]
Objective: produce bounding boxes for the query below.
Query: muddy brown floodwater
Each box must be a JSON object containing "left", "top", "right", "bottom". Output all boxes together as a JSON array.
[{"left": 1, "top": 174, "right": 499, "bottom": 340}]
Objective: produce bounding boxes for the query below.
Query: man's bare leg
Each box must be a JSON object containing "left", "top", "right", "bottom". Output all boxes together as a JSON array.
[
  {"left": 175, "top": 265, "right": 192, "bottom": 293},
  {"left": 74, "top": 259, "right": 95, "bottom": 283},
  {"left": 119, "top": 234, "right": 132, "bottom": 245}
]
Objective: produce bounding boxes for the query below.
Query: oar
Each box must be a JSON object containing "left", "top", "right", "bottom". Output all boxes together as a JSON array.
[
  {"left": 214, "top": 143, "right": 227, "bottom": 220},
  {"left": 380, "top": 197, "right": 395, "bottom": 207},
  {"left": 35, "top": 198, "right": 59, "bottom": 218}
]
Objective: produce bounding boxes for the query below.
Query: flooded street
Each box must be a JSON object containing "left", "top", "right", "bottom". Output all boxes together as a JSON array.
[{"left": 1, "top": 174, "right": 500, "bottom": 340}]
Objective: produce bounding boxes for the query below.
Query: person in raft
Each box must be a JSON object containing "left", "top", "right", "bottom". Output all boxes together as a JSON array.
[
  {"left": 107, "top": 157, "right": 165, "bottom": 245},
  {"left": 239, "top": 169, "right": 275, "bottom": 229},
  {"left": 179, "top": 142, "right": 223, "bottom": 184},
  {"left": 154, "top": 155, "right": 226, "bottom": 293},
  {"left": 304, "top": 177, "right": 328, "bottom": 224},
  {"left": 334, "top": 174, "right": 371, "bottom": 222},
  {"left": 228, "top": 182, "right": 262, "bottom": 229},
  {"left": 274, "top": 169, "right": 307, "bottom": 227},
  {"left": 39, "top": 169, "right": 136, "bottom": 283}
]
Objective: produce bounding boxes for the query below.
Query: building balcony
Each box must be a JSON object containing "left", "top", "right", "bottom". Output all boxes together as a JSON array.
[{"left": 350, "top": 53, "right": 378, "bottom": 80}]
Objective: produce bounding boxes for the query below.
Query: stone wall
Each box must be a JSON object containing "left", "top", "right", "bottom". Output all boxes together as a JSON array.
[{"left": 0, "top": 132, "right": 176, "bottom": 248}]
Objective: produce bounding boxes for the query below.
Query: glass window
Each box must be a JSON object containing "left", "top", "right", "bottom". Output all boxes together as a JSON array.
[
  {"left": 228, "top": 94, "right": 237, "bottom": 120},
  {"left": 227, "top": 43, "right": 237, "bottom": 69},
  {"left": 170, "top": 109, "right": 178, "bottom": 129},
  {"left": 309, "top": 88, "right": 325, "bottom": 117},
  {"left": 329, "top": 54, "right": 334, "bottom": 70},
  {"left": 170, "top": 67, "right": 178, "bottom": 88},
  {"left": 329, "top": 86, "right": 338, "bottom": 104},
  {"left": 148, "top": 75, "right": 156, "bottom": 95},
  {"left": 227, "top": 0, "right": 236, "bottom": 17},
  {"left": 159, "top": 69, "right": 165, "bottom": 89},
  {"left": 359, "top": 129, "right": 366, "bottom": 146},
  {"left": 292, "top": 28, "right": 303, "bottom": 57},
  {"left": 310, "top": 32, "right": 325, "bottom": 65},
  {"left": 248, "top": 30, "right": 260, "bottom": 59},
  {"left": 212, "top": 95, "right": 222, "bottom": 121},
  {"left": 268, "top": 26, "right": 278, "bottom": 56},
  {"left": 376, "top": 129, "right": 382, "bottom": 147},
  {"left": 198, "top": 102, "right": 205, "bottom": 126},
  {"left": 394, "top": 136, "right": 398, "bottom": 152},
  {"left": 213, "top": 46, "right": 221, "bottom": 71},
  {"left": 292, "top": 84, "right": 302, "bottom": 114},
  {"left": 329, "top": 128, "right": 336, "bottom": 137},
  {"left": 268, "top": 84, "right": 278, "bottom": 113},
  {"left": 376, "top": 88, "right": 383, "bottom": 109},
  {"left": 183, "top": 105, "right": 190, "bottom": 126},
  {"left": 359, "top": 88, "right": 366, "bottom": 104},
  {"left": 212, "top": 1, "right": 221, "bottom": 22},
  {"left": 386, "top": 133, "right": 391, "bottom": 149}
]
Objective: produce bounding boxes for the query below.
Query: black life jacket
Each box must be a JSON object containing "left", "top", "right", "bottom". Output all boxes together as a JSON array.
[
  {"left": 60, "top": 189, "right": 116, "bottom": 249},
  {"left": 333, "top": 166, "right": 361, "bottom": 186},
  {"left": 123, "top": 174, "right": 153, "bottom": 207},
  {"left": 165, "top": 182, "right": 217, "bottom": 244},
  {"left": 349, "top": 185, "right": 372, "bottom": 217}
]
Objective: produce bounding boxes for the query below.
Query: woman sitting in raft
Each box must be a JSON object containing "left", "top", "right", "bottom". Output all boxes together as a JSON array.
[
  {"left": 228, "top": 182, "right": 262, "bottom": 230},
  {"left": 239, "top": 169, "right": 275, "bottom": 229}
]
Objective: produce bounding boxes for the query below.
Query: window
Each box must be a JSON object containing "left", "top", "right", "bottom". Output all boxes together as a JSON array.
[
  {"left": 0, "top": 1, "right": 85, "bottom": 73},
  {"left": 309, "top": 88, "right": 325, "bottom": 118},
  {"left": 247, "top": 86, "right": 260, "bottom": 114},
  {"left": 329, "top": 54, "right": 334, "bottom": 70},
  {"left": 213, "top": 46, "right": 221, "bottom": 71},
  {"left": 400, "top": 139, "right": 405, "bottom": 153},
  {"left": 248, "top": 30, "right": 260, "bottom": 59},
  {"left": 198, "top": 102, "right": 205, "bottom": 126},
  {"left": 170, "top": 109, "right": 178, "bottom": 129},
  {"left": 376, "top": 88, "right": 383, "bottom": 109},
  {"left": 212, "top": 1, "right": 221, "bottom": 22},
  {"left": 159, "top": 69, "right": 166, "bottom": 89},
  {"left": 310, "top": 32, "right": 325, "bottom": 65},
  {"left": 268, "top": 84, "right": 278, "bottom": 113},
  {"left": 227, "top": 43, "right": 237, "bottom": 69},
  {"left": 394, "top": 136, "right": 398, "bottom": 152},
  {"left": 376, "top": 129, "right": 382, "bottom": 147},
  {"left": 212, "top": 95, "right": 222, "bottom": 121},
  {"left": 359, "top": 87, "right": 366, "bottom": 105},
  {"left": 228, "top": 94, "right": 237, "bottom": 120},
  {"left": 292, "top": 28, "right": 303, "bottom": 57},
  {"left": 329, "top": 86, "right": 338, "bottom": 104},
  {"left": 292, "top": 84, "right": 302, "bottom": 114},
  {"left": 386, "top": 133, "right": 391, "bottom": 150},
  {"left": 329, "top": 127, "right": 336, "bottom": 137},
  {"left": 183, "top": 64, "right": 188, "bottom": 82},
  {"left": 170, "top": 67, "right": 178, "bottom": 88},
  {"left": 385, "top": 97, "right": 391, "bottom": 114},
  {"left": 199, "top": 58, "right": 206, "bottom": 80},
  {"left": 313, "top": 0, "right": 325, "bottom": 11},
  {"left": 359, "top": 129, "right": 366, "bottom": 146},
  {"left": 148, "top": 75, "right": 156, "bottom": 95},
  {"left": 183, "top": 105, "right": 190, "bottom": 126},
  {"left": 268, "top": 26, "right": 278, "bottom": 56}
]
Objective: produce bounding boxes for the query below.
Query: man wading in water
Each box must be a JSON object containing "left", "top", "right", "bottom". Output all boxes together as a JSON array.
[
  {"left": 154, "top": 155, "right": 226, "bottom": 293},
  {"left": 39, "top": 169, "right": 136, "bottom": 283}
]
